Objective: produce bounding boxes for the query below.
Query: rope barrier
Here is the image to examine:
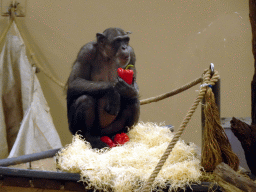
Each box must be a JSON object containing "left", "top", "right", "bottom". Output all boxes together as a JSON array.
[
  {"left": 140, "top": 76, "right": 202, "bottom": 105},
  {"left": 141, "top": 68, "right": 220, "bottom": 192}
]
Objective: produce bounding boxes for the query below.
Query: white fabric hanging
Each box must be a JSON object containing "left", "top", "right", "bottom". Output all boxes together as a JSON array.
[{"left": 0, "top": 22, "right": 62, "bottom": 159}]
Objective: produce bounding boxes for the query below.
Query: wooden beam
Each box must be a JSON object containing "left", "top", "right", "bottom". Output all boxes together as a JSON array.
[
  {"left": 249, "top": 0, "right": 256, "bottom": 125},
  {"left": 230, "top": 117, "right": 256, "bottom": 176},
  {"left": 214, "top": 163, "right": 256, "bottom": 192}
]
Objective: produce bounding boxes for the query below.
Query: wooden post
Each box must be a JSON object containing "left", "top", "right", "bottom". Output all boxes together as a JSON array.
[{"left": 249, "top": 0, "right": 256, "bottom": 125}]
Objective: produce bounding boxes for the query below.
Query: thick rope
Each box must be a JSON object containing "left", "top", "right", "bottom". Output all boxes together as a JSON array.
[
  {"left": 141, "top": 69, "right": 220, "bottom": 192},
  {"left": 140, "top": 76, "right": 202, "bottom": 105},
  {"left": 201, "top": 87, "right": 239, "bottom": 172}
]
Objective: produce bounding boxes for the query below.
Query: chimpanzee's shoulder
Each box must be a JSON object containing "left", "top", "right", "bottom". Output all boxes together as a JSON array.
[{"left": 80, "top": 42, "right": 96, "bottom": 53}]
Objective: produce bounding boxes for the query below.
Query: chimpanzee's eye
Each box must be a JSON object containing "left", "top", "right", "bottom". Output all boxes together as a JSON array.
[
  {"left": 112, "top": 39, "right": 121, "bottom": 50},
  {"left": 115, "top": 39, "right": 122, "bottom": 45},
  {"left": 124, "top": 37, "right": 130, "bottom": 44}
]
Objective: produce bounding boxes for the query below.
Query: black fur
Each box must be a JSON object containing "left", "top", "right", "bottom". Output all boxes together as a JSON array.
[{"left": 66, "top": 28, "right": 140, "bottom": 149}]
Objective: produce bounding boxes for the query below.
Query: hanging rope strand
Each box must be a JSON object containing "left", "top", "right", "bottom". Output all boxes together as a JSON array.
[{"left": 141, "top": 69, "right": 220, "bottom": 192}]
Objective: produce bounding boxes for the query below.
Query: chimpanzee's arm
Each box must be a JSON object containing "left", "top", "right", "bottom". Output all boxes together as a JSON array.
[
  {"left": 67, "top": 43, "right": 114, "bottom": 102},
  {"left": 67, "top": 77, "right": 113, "bottom": 98},
  {"left": 101, "top": 77, "right": 140, "bottom": 136}
]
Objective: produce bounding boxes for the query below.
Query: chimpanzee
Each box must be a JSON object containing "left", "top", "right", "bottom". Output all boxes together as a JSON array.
[{"left": 66, "top": 28, "right": 140, "bottom": 149}]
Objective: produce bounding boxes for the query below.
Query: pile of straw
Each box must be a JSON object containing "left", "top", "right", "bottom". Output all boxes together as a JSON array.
[{"left": 57, "top": 122, "right": 202, "bottom": 191}]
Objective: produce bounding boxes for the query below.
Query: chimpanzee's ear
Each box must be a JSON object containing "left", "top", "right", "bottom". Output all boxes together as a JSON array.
[{"left": 96, "top": 33, "right": 105, "bottom": 44}]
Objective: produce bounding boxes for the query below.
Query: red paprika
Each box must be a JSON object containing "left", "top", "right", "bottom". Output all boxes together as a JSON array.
[
  {"left": 101, "top": 133, "right": 130, "bottom": 148},
  {"left": 113, "top": 134, "right": 123, "bottom": 145},
  {"left": 100, "top": 136, "right": 116, "bottom": 148},
  {"left": 113, "top": 133, "right": 129, "bottom": 145},
  {"left": 117, "top": 65, "right": 134, "bottom": 85},
  {"left": 120, "top": 133, "right": 129, "bottom": 143}
]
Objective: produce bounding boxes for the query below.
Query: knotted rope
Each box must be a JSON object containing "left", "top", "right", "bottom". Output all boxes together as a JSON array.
[{"left": 141, "top": 68, "right": 220, "bottom": 192}]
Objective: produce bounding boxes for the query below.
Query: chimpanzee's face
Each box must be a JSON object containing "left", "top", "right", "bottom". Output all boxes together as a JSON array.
[{"left": 97, "top": 28, "right": 131, "bottom": 64}]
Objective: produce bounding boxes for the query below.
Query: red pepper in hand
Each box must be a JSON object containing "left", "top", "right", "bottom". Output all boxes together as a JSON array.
[
  {"left": 117, "top": 65, "right": 134, "bottom": 85},
  {"left": 100, "top": 136, "right": 116, "bottom": 148}
]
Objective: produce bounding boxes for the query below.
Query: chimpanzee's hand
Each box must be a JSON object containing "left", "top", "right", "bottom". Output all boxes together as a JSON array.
[
  {"left": 115, "top": 77, "right": 138, "bottom": 99},
  {"left": 104, "top": 88, "right": 121, "bottom": 116}
]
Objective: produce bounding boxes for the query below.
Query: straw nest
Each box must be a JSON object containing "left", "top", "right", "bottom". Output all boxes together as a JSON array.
[{"left": 56, "top": 122, "right": 202, "bottom": 191}]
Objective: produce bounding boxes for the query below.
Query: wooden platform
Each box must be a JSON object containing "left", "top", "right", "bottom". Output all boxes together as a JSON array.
[{"left": 0, "top": 157, "right": 222, "bottom": 192}]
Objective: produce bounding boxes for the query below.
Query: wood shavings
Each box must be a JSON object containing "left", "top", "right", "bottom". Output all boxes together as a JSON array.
[{"left": 56, "top": 122, "right": 202, "bottom": 191}]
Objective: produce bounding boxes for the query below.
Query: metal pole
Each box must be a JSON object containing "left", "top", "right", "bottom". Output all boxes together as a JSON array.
[{"left": 0, "top": 148, "right": 61, "bottom": 167}]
